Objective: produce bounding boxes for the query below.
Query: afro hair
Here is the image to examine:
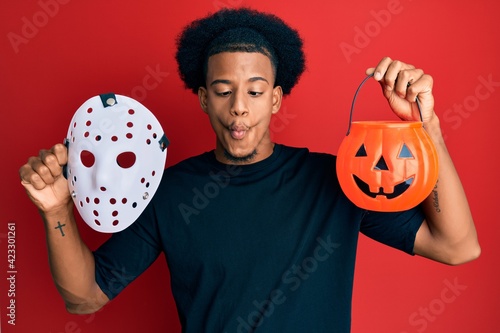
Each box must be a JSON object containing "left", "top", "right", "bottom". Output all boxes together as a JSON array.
[{"left": 175, "top": 7, "right": 306, "bottom": 95}]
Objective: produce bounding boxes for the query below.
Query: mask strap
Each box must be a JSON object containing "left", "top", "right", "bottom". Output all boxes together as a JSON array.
[
  {"left": 99, "top": 93, "right": 117, "bottom": 107},
  {"left": 62, "top": 138, "right": 70, "bottom": 179},
  {"left": 159, "top": 134, "right": 169, "bottom": 152}
]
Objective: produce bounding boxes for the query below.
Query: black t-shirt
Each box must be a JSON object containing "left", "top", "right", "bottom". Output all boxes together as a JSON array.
[{"left": 94, "top": 144, "right": 424, "bottom": 332}]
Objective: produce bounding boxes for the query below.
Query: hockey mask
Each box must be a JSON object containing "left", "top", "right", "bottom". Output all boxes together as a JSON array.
[{"left": 65, "top": 93, "right": 168, "bottom": 233}]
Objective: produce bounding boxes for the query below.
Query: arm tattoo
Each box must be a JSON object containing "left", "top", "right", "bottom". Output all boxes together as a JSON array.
[
  {"left": 54, "top": 221, "right": 66, "bottom": 236},
  {"left": 431, "top": 180, "right": 441, "bottom": 213}
]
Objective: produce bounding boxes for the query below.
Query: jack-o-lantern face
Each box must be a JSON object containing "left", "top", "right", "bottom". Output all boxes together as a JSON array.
[{"left": 336, "top": 121, "right": 439, "bottom": 212}]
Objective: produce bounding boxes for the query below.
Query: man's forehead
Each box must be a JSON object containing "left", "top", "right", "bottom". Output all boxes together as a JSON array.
[{"left": 206, "top": 52, "right": 274, "bottom": 79}]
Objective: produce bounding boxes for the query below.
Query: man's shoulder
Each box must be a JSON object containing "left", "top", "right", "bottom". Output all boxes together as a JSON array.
[
  {"left": 279, "top": 144, "right": 336, "bottom": 163},
  {"left": 171, "top": 150, "right": 212, "bottom": 166}
]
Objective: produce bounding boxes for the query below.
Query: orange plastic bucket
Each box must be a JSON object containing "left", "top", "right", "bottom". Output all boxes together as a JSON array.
[{"left": 336, "top": 74, "right": 439, "bottom": 212}]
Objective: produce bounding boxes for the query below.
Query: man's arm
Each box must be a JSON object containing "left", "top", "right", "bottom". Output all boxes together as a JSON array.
[
  {"left": 367, "top": 57, "right": 480, "bottom": 265},
  {"left": 19, "top": 143, "right": 109, "bottom": 313},
  {"left": 413, "top": 116, "right": 480, "bottom": 265}
]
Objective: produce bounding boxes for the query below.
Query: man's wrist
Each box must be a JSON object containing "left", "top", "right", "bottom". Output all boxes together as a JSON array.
[
  {"left": 39, "top": 200, "right": 74, "bottom": 223},
  {"left": 423, "top": 112, "right": 444, "bottom": 144}
]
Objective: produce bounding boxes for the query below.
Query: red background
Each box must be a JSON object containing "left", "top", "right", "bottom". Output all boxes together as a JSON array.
[{"left": 1, "top": 0, "right": 499, "bottom": 332}]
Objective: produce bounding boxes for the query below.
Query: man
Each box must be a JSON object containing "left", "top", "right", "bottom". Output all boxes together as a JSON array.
[{"left": 19, "top": 7, "right": 479, "bottom": 332}]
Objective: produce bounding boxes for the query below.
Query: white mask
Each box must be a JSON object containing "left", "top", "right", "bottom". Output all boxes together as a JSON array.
[{"left": 65, "top": 93, "right": 168, "bottom": 233}]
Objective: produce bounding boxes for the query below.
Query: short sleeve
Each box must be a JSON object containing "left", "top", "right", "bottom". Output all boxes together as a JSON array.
[
  {"left": 93, "top": 202, "right": 162, "bottom": 300},
  {"left": 359, "top": 206, "right": 425, "bottom": 255}
]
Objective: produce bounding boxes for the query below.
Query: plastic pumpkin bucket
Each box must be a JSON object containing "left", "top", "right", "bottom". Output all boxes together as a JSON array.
[{"left": 336, "top": 74, "right": 439, "bottom": 212}]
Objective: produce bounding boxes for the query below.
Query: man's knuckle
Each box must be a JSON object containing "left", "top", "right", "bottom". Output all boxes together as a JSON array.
[{"left": 37, "top": 164, "right": 51, "bottom": 177}]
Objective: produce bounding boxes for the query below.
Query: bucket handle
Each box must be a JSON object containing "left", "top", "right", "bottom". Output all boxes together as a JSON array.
[{"left": 346, "top": 73, "right": 423, "bottom": 135}]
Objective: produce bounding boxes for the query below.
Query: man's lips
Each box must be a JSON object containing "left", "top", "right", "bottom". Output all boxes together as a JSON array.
[
  {"left": 229, "top": 124, "right": 249, "bottom": 140},
  {"left": 231, "top": 129, "right": 246, "bottom": 139}
]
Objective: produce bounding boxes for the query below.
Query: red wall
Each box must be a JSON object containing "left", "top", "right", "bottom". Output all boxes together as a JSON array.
[{"left": 1, "top": 0, "right": 499, "bottom": 332}]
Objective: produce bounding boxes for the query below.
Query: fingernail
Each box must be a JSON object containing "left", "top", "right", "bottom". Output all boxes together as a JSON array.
[{"left": 374, "top": 72, "right": 382, "bottom": 80}]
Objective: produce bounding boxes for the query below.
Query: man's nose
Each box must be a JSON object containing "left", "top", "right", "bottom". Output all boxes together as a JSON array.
[{"left": 230, "top": 90, "right": 249, "bottom": 116}]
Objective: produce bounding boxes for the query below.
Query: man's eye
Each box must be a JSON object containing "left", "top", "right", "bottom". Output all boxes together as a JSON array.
[
  {"left": 249, "top": 91, "right": 263, "bottom": 96},
  {"left": 216, "top": 91, "right": 231, "bottom": 97}
]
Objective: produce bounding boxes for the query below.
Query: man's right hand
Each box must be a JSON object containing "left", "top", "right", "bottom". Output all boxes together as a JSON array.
[{"left": 19, "top": 143, "right": 72, "bottom": 214}]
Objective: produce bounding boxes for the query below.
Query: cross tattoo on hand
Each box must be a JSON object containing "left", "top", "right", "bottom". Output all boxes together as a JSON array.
[{"left": 55, "top": 221, "right": 66, "bottom": 237}]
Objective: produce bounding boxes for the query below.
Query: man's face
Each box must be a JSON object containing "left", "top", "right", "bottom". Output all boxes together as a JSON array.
[{"left": 198, "top": 51, "right": 282, "bottom": 164}]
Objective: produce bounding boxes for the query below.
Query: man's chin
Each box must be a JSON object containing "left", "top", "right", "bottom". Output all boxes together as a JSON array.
[{"left": 223, "top": 149, "right": 257, "bottom": 164}]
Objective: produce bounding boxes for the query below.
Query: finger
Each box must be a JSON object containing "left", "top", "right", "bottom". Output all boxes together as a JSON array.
[
  {"left": 369, "top": 56, "right": 393, "bottom": 81},
  {"left": 50, "top": 143, "right": 68, "bottom": 174},
  {"left": 383, "top": 60, "right": 416, "bottom": 91},
  {"left": 19, "top": 158, "right": 50, "bottom": 190},
  {"left": 406, "top": 73, "right": 434, "bottom": 102},
  {"left": 19, "top": 162, "right": 35, "bottom": 185},
  {"left": 394, "top": 68, "right": 424, "bottom": 98},
  {"left": 40, "top": 145, "right": 66, "bottom": 178},
  {"left": 37, "top": 152, "right": 61, "bottom": 183}
]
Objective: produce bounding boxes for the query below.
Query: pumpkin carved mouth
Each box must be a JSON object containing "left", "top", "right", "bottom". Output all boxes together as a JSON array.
[{"left": 352, "top": 175, "right": 415, "bottom": 199}]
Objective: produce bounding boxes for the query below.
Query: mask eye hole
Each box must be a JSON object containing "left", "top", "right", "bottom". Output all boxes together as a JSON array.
[
  {"left": 80, "top": 150, "right": 95, "bottom": 168},
  {"left": 116, "top": 152, "right": 136, "bottom": 169}
]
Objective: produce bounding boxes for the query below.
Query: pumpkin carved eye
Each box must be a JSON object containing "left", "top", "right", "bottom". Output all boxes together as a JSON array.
[
  {"left": 398, "top": 143, "right": 414, "bottom": 159},
  {"left": 355, "top": 144, "right": 367, "bottom": 157}
]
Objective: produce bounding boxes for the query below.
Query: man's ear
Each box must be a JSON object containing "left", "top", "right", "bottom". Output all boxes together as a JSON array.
[
  {"left": 272, "top": 86, "right": 283, "bottom": 114},
  {"left": 198, "top": 87, "right": 208, "bottom": 113}
]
